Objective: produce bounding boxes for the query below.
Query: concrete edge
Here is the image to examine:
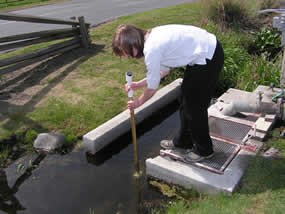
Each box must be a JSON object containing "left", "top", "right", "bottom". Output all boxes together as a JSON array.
[{"left": 82, "top": 78, "right": 182, "bottom": 154}]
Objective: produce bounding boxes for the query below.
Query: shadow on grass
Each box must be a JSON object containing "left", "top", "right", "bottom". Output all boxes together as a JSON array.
[
  {"left": 0, "top": 44, "right": 104, "bottom": 132},
  {"left": 0, "top": 44, "right": 104, "bottom": 166},
  {"left": 239, "top": 155, "right": 285, "bottom": 194}
]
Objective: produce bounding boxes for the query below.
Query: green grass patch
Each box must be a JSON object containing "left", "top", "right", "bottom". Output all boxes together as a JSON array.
[
  {"left": 0, "top": 0, "right": 64, "bottom": 11},
  {"left": 160, "top": 154, "right": 285, "bottom": 214}
]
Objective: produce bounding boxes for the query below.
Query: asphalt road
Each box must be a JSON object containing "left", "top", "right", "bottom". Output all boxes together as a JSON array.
[{"left": 0, "top": 0, "right": 192, "bottom": 37}]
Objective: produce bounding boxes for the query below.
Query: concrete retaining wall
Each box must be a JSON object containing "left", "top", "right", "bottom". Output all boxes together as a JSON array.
[{"left": 82, "top": 78, "right": 182, "bottom": 154}]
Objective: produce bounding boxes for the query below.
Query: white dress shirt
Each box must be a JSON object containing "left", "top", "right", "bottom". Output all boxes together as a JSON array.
[{"left": 143, "top": 24, "right": 217, "bottom": 89}]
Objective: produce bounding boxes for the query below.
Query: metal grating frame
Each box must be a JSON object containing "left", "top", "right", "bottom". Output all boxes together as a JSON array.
[
  {"left": 209, "top": 116, "right": 251, "bottom": 145},
  {"left": 194, "top": 138, "right": 240, "bottom": 174}
]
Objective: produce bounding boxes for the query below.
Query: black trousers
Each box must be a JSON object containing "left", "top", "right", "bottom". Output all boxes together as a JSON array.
[{"left": 174, "top": 40, "right": 224, "bottom": 156}]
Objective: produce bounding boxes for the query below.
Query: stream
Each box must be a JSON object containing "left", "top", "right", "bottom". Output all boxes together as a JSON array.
[{"left": 1, "top": 101, "right": 180, "bottom": 214}]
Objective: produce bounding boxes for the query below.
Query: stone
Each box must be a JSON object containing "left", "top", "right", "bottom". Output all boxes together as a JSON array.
[
  {"left": 262, "top": 147, "right": 282, "bottom": 159},
  {"left": 34, "top": 132, "right": 66, "bottom": 152}
]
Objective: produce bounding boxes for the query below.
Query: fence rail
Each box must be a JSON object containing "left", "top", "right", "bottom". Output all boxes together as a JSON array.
[{"left": 0, "top": 12, "right": 90, "bottom": 75}]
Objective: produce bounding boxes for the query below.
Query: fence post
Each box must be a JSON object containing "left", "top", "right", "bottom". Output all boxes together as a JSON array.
[{"left": 78, "top": 16, "right": 90, "bottom": 49}]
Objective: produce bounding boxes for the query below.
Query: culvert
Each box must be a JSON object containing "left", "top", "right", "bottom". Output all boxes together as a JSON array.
[{"left": 82, "top": 78, "right": 182, "bottom": 154}]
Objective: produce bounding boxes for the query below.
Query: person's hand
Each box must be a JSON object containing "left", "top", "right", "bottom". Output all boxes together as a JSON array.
[{"left": 127, "top": 99, "right": 140, "bottom": 111}]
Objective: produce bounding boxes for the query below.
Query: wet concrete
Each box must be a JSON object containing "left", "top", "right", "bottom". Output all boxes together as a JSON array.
[{"left": 1, "top": 102, "right": 180, "bottom": 214}]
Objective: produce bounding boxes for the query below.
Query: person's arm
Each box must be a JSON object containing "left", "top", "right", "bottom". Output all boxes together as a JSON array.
[
  {"left": 160, "top": 70, "right": 170, "bottom": 79},
  {"left": 127, "top": 88, "right": 156, "bottom": 110},
  {"left": 126, "top": 70, "right": 170, "bottom": 110},
  {"left": 126, "top": 78, "right": 147, "bottom": 91},
  {"left": 126, "top": 70, "right": 168, "bottom": 92}
]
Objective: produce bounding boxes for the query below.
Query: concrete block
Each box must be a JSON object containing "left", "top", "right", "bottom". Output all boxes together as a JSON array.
[
  {"left": 83, "top": 79, "right": 182, "bottom": 154},
  {"left": 248, "top": 129, "right": 267, "bottom": 141},
  {"left": 265, "top": 114, "right": 276, "bottom": 122},
  {"left": 146, "top": 148, "right": 256, "bottom": 194},
  {"left": 254, "top": 117, "right": 272, "bottom": 133}
]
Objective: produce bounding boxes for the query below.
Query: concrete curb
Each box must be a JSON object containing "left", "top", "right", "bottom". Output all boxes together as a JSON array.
[{"left": 82, "top": 78, "right": 182, "bottom": 154}]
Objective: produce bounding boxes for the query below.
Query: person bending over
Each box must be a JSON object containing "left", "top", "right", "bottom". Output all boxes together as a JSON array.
[{"left": 112, "top": 24, "right": 224, "bottom": 162}]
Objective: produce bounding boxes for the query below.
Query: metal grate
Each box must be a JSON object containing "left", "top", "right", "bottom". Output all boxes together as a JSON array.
[
  {"left": 209, "top": 116, "right": 251, "bottom": 144},
  {"left": 194, "top": 138, "right": 240, "bottom": 174}
]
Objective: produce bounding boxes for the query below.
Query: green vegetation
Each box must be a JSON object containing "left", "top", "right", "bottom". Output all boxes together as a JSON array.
[
  {"left": 0, "top": 0, "right": 63, "bottom": 11},
  {"left": 0, "top": 0, "right": 284, "bottom": 212}
]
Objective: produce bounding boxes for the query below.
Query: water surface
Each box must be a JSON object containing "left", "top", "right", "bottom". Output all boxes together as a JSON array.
[{"left": 1, "top": 102, "right": 180, "bottom": 214}]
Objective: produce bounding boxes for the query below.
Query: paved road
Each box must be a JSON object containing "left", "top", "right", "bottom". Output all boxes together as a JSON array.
[{"left": 0, "top": 0, "right": 192, "bottom": 37}]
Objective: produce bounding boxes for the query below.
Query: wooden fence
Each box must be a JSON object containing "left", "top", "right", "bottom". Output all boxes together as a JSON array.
[{"left": 0, "top": 12, "right": 90, "bottom": 75}]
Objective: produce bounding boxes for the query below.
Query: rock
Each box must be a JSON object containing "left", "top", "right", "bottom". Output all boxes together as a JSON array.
[
  {"left": 262, "top": 147, "right": 282, "bottom": 159},
  {"left": 33, "top": 132, "right": 66, "bottom": 152}
]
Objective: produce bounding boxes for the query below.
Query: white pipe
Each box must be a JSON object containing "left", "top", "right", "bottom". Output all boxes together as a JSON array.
[
  {"left": 220, "top": 100, "right": 277, "bottom": 116},
  {"left": 220, "top": 101, "right": 259, "bottom": 116},
  {"left": 126, "top": 71, "right": 134, "bottom": 98}
]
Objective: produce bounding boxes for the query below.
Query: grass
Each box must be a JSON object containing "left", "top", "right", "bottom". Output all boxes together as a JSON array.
[
  {"left": 0, "top": 0, "right": 65, "bottom": 11},
  {"left": 0, "top": 1, "right": 284, "bottom": 213}
]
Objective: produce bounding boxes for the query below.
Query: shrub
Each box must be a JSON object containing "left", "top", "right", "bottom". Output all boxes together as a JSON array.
[
  {"left": 217, "top": 46, "right": 251, "bottom": 94},
  {"left": 259, "top": 0, "right": 281, "bottom": 10},
  {"left": 204, "top": 0, "right": 260, "bottom": 30},
  {"left": 249, "top": 27, "right": 282, "bottom": 60},
  {"left": 237, "top": 54, "right": 281, "bottom": 91}
]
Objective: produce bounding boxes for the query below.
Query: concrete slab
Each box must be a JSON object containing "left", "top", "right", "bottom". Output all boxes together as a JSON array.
[
  {"left": 146, "top": 85, "right": 278, "bottom": 194},
  {"left": 83, "top": 78, "right": 182, "bottom": 154},
  {"left": 146, "top": 148, "right": 256, "bottom": 194}
]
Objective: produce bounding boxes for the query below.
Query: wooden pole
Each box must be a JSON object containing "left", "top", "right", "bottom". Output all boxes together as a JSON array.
[
  {"left": 78, "top": 16, "right": 90, "bottom": 49},
  {"left": 126, "top": 71, "right": 140, "bottom": 176},
  {"left": 0, "top": 28, "right": 78, "bottom": 43},
  {"left": 0, "top": 43, "right": 80, "bottom": 75},
  {"left": 0, "top": 31, "right": 79, "bottom": 52},
  {"left": 0, "top": 12, "right": 80, "bottom": 25},
  {"left": 130, "top": 108, "right": 140, "bottom": 175},
  {"left": 0, "top": 38, "right": 79, "bottom": 67}
]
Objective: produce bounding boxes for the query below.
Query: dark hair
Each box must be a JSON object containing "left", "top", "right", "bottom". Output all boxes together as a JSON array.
[{"left": 112, "top": 24, "right": 146, "bottom": 58}]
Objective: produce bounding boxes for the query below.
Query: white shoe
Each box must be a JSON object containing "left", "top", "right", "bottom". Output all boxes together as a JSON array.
[
  {"left": 184, "top": 151, "right": 214, "bottom": 163},
  {"left": 160, "top": 140, "right": 175, "bottom": 149}
]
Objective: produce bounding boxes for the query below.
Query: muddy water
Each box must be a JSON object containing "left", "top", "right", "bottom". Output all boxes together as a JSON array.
[{"left": 1, "top": 102, "right": 180, "bottom": 214}]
